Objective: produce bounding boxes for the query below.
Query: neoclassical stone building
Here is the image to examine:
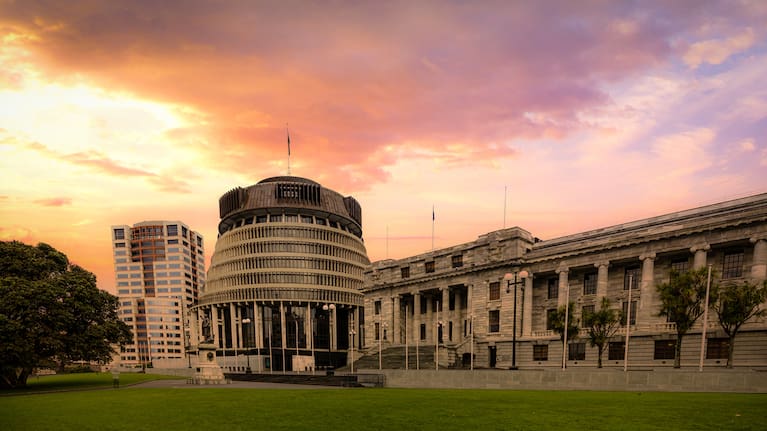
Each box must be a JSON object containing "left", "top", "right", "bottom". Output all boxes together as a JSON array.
[
  {"left": 363, "top": 193, "right": 767, "bottom": 369},
  {"left": 192, "top": 176, "right": 369, "bottom": 372}
]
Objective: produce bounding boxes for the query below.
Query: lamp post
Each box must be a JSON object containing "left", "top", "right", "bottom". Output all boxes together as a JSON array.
[
  {"left": 504, "top": 270, "right": 529, "bottom": 370},
  {"left": 349, "top": 329, "right": 356, "bottom": 374},
  {"left": 241, "top": 318, "right": 252, "bottom": 373},
  {"left": 378, "top": 320, "right": 388, "bottom": 370},
  {"left": 470, "top": 313, "right": 475, "bottom": 370},
  {"left": 322, "top": 304, "right": 335, "bottom": 371}
]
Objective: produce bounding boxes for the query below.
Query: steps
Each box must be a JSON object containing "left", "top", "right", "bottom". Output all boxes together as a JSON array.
[{"left": 347, "top": 346, "right": 440, "bottom": 370}]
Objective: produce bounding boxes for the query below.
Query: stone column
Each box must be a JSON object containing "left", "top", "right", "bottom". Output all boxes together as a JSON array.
[
  {"left": 523, "top": 272, "right": 534, "bottom": 337},
  {"left": 441, "top": 287, "right": 448, "bottom": 342},
  {"left": 413, "top": 292, "right": 421, "bottom": 343},
  {"left": 557, "top": 264, "right": 569, "bottom": 308},
  {"left": 691, "top": 244, "right": 711, "bottom": 269},
  {"left": 254, "top": 303, "right": 262, "bottom": 349},
  {"left": 751, "top": 237, "right": 767, "bottom": 280},
  {"left": 392, "top": 296, "right": 401, "bottom": 344},
  {"left": 330, "top": 305, "right": 337, "bottom": 350},
  {"left": 279, "top": 302, "right": 287, "bottom": 353},
  {"left": 426, "top": 294, "right": 433, "bottom": 343},
  {"left": 639, "top": 253, "right": 656, "bottom": 323},
  {"left": 594, "top": 261, "right": 610, "bottom": 299},
  {"left": 455, "top": 288, "right": 463, "bottom": 342},
  {"left": 232, "top": 303, "right": 241, "bottom": 350},
  {"left": 211, "top": 305, "right": 220, "bottom": 348}
]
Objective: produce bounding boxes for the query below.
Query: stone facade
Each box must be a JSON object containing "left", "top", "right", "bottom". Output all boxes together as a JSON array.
[{"left": 363, "top": 193, "right": 767, "bottom": 369}]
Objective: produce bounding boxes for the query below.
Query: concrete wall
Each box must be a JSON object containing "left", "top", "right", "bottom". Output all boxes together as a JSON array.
[{"left": 370, "top": 369, "right": 767, "bottom": 393}]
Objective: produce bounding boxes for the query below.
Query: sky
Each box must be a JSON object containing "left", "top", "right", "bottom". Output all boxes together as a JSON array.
[{"left": 1, "top": 0, "right": 766, "bottom": 293}]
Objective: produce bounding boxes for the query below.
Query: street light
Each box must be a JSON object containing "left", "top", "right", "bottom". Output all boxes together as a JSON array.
[
  {"left": 378, "top": 320, "right": 388, "bottom": 370},
  {"left": 504, "top": 270, "right": 529, "bottom": 370},
  {"left": 349, "top": 329, "right": 356, "bottom": 374},
  {"left": 241, "top": 318, "right": 252, "bottom": 373},
  {"left": 322, "top": 304, "right": 335, "bottom": 371}
]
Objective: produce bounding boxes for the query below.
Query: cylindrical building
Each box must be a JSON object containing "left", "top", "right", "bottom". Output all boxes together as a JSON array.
[{"left": 194, "top": 176, "right": 369, "bottom": 372}]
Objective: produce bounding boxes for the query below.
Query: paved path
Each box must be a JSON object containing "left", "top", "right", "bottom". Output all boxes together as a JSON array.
[{"left": 132, "top": 379, "right": 346, "bottom": 390}]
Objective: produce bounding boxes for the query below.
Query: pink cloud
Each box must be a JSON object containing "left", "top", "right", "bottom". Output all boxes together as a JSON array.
[{"left": 33, "top": 197, "right": 72, "bottom": 207}]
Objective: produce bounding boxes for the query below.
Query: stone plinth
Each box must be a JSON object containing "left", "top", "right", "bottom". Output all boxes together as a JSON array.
[{"left": 189, "top": 343, "right": 228, "bottom": 385}]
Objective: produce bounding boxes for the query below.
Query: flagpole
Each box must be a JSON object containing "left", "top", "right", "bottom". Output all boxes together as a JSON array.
[
  {"left": 386, "top": 225, "right": 389, "bottom": 259},
  {"left": 286, "top": 123, "right": 291, "bottom": 176},
  {"left": 503, "top": 185, "right": 507, "bottom": 229},
  {"left": 431, "top": 205, "right": 435, "bottom": 251},
  {"left": 699, "top": 265, "right": 712, "bottom": 371}
]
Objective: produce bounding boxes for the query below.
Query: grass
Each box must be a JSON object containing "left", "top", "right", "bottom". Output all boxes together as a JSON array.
[
  {"left": 0, "top": 372, "right": 183, "bottom": 394},
  {"left": 1, "top": 384, "right": 765, "bottom": 431}
]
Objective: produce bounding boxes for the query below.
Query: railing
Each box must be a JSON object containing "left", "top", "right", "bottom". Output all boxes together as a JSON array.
[{"left": 531, "top": 330, "right": 555, "bottom": 338}]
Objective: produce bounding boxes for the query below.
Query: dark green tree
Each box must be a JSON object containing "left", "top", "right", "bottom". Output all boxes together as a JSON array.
[
  {"left": 711, "top": 279, "right": 767, "bottom": 368},
  {"left": 549, "top": 302, "right": 579, "bottom": 361},
  {"left": 582, "top": 297, "right": 622, "bottom": 368},
  {"left": 0, "top": 241, "right": 132, "bottom": 388},
  {"left": 656, "top": 267, "right": 714, "bottom": 368}
]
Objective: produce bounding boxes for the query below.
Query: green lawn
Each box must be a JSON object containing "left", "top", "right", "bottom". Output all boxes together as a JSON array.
[
  {"left": 0, "top": 372, "right": 183, "bottom": 394},
  {"left": 1, "top": 385, "right": 764, "bottom": 431}
]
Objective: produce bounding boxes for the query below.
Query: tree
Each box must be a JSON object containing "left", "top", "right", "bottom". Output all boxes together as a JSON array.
[
  {"left": 549, "top": 302, "right": 579, "bottom": 361},
  {"left": 582, "top": 297, "right": 622, "bottom": 368},
  {"left": 711, "top": 279, "right": 767, "bottom": 368},
  {"left": 656, "top": 267, "right": 713, "bottom": 368},
  {"left": 0, "top": 241, "right": 132, "bottom": 389}
]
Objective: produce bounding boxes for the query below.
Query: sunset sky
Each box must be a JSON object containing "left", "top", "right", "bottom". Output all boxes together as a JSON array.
[{"left": 1, "top": 1, "right": 766, "bottom": 293}]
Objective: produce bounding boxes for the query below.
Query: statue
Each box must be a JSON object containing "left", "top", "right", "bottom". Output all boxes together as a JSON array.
[{"left": 201, "top": 315, "right": 213, "bottom": 343}]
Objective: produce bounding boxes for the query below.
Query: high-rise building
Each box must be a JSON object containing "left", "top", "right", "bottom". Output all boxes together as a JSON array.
[
  {"left": 111, "top": 221, "right": 205, "bottom": 368},
  {"left": 193, "top": 176, "right": 369, "bottom": 372}
]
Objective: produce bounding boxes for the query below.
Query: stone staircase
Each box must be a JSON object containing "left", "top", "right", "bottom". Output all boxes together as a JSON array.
[{"left": 344, "top": 346, "right": 441, "bottom": 370}]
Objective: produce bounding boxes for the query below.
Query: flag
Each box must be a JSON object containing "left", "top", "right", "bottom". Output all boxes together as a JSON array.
[
  {"left": 432, "top": 205, "right": 435, "bottom": 221},
  {"left": 287, "top": 127, "right": 291, "bottom": 156}
]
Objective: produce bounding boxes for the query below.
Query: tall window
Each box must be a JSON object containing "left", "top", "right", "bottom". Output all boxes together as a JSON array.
[
  {"left": 425, "top": 261, "right": 435, "bottom": 273},
  {"left": 581, "top": 305, "right": 595, "bottom": 319},
  {"left": 654, "top": 340, "right": 675, "bottom": 360},
  {"left": 374, "top": 300, "right": 381, "bottom": 315},
  {"left": 451, "top": 255, "right": 463, "bottom": 268},
  {"left": 489, "top": 282, "right": 501, "bottom": 301},
  {"left": 722, "top": 251, "right": 744, "bottom": 279},
  {"left": 608, "top": 342, "right": 625, "bottom": 360},
  {"left": 401, "top": 267, "right": 410, "bottom": 278},
  {"left": 583, "top": 272, "right": 597, "bottom": 295},
  {"left": 706, "top": 338, "right": 729, "bottom": 359},
  {"left": 546, "top": 309, "right": 557, "bottom": 330},
  {"left": 114, "top": 228, "right": 125, "bottom": 240},
  {"left": 488, "top": 310, "right": 500, "bottom": 333},
  {"left": 375, "top": 323, "right": 380, "bottom": 340},
  {"left": 533, "top": 345, "right": 548, "bottom": 361},
  {"left": 568, "top": 342, "right": 586, "bottom": 361},
  {"left": 624, "top": 266, "right": 640, "bottom": 290},
  {"left": 420, "top": 324, "right": 426, "bottom": 340},
  {"left": 671, "top": 258, "right": 689, "bottom": 273},
  {"left": 547, "top": 278, "right": 558, "bottom": 300},
  {"left": 621, "top": 301, "right": 637, "bottom": 326}
]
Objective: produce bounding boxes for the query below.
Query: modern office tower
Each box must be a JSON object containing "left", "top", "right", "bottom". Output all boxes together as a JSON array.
[
  {"left": 111, "top": 221, "right": 205, "bottom": 368},
  {"left": 195, "top": 176, "right": 369, "bottom": 372}
]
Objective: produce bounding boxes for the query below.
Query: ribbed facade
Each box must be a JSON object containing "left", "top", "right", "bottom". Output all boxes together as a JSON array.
[{"left": 194, "top": 176, "right": 369, "bottom": 372}]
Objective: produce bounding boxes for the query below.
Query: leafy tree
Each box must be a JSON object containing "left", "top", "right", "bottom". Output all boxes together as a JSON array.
[
  {"left": 550, "top": 302, "right": 579, "bottom": 361},
  {"left": 0, "top": 241, "right": 132, "bottom": 388},
  {"left": 711, "top": 279, "right": 767, "bottom": 368},
  {"left": 656, "top": 267, "right": 714, "bottom": 368},
  {"left": 582, "top": 297, "right": 622, "bottom": 368}
]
